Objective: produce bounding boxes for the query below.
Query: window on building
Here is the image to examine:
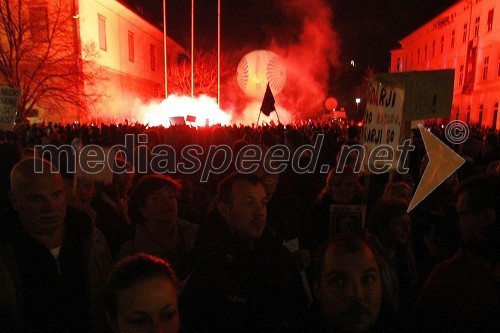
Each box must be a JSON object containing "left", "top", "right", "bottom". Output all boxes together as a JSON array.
[
  {"left": 483, "top": 56, "right": 489, "bottom": 80},
  {"left": 488, "top": 9, "right": 494, "bottom": 32},
  {"left": 424, "top": 45, "right": 427, "bottom": 60},
  {"left": 98, "top": 15, "right": 107, "bottom": 51},
  {"left": 463, "top": 23, "right": 468, "bottom": 43},
  {"left": 440, "top": 36, "right": 444, "bottom": 53},
  {"left": 128, "top": 31, "right": 134, "bottom": 62},
  {"left": 497, "top": 57, "right": 500, "bottom": 76},
  {"left": 150, "top": 44, "right": 156, "bottom": 71},
  {"left": 29, "top": 7, "right": 49, "bottom": 42},
  {"left": 474, "top": 17, "right": 480, "bottom": 37},
  {"left": 459, "top": 65, "right": 464, "bottom": 85},
  {"left": 432, "top": 40, "right": 436, "bottom": 57},
  {"left": 493, "top": 103, "right": 499, "bottom": 129},
  {"left": 417, "top": 48, "right": 420, "bottom": 64},
  {"left": 451, "top": 30, "right": 455, "bottom": 48}
]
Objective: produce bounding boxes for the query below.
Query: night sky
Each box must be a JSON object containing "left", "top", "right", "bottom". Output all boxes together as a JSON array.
[{"left": 128, "top": 0, "right": 458, "bottom": 111}]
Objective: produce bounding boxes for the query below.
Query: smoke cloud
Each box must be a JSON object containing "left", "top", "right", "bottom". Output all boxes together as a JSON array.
[{"left": 231, "top": 0, "right": 340, "bottom": 123}]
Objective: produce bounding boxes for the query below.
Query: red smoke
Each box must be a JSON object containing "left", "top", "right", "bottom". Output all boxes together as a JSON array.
[{"left": 226, "top": 0, "right": 340, "bottom": 123}]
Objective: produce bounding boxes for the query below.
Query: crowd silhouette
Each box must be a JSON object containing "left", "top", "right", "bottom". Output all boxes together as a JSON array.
[{"left": 0, "top": 119, "right": 499, "bottom": 332}]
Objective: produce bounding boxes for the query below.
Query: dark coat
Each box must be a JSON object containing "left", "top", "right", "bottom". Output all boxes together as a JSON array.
[
  {"left": 179, "top": 211, "right": 308, "bottom": 332},
  {"left": 0, "top": 207, "right": 112, "bottom": 333}
]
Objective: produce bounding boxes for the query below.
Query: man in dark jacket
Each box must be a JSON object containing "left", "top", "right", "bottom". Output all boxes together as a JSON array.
[
  {"left": 179, "top": 172, "right": 308, "bottom": 332},
  {"left": 0, "top": 158, "right": 112, "bottom": 332},
  {"left": 413, "top": 172, "right": 500, "bottom": 332}
]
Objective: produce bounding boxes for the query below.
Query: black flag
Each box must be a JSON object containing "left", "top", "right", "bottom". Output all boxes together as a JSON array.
[{"left": 260, "top": 83, "right": 276, "bottom": 117}]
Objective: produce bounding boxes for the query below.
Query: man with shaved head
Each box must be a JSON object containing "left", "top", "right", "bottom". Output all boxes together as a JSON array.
[{"left": 0, "top": 158, "right": 112, "bottom": 332}]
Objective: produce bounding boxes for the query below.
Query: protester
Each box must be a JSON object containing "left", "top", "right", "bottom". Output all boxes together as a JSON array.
[
  {"left": 0, "top": 157, "right": 112, "bottom": 332},
  {"left": 0, "top": 142, "right": 21, "bottom": 212},
  {"left": 367, "top": 198, "right": 416, "bottom": 321},
  {"left": 120, "top": 174, "right": 198, "bottom": 270},
  {"left": 180, "top": 172, "right": 308, "bottom": 332},
  {"left": 412, "top": 172, "right": 500, "bottom": 331},
  {"left": 92, "top": 159, "right": 134, "bottom": 259},
  {"left": 311, "top": 233, "right": 382, "bottom": 332},
  {"left": 382, "top": 181, "right": 413, "bottom": 206},
  {"left": 105, "top": 253, "right": 180, "bottom": 333},
  {"left": 305, "top": 167, "right": 364, "bottom": 254}
]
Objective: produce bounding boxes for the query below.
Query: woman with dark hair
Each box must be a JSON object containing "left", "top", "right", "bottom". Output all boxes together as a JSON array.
[
  {"left": 105, "top": 253, "right": 180, "bottom": 333},
  {"left": 120, "top": 174, "right": 198, "bottom": 270},
  {"left": 305, "top": 167, "right": 364, "bottom": 254}
]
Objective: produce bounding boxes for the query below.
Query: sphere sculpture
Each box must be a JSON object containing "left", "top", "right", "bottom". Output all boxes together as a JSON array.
[{"left": 236, "top": 50, "right": 286, "bottom": 99}]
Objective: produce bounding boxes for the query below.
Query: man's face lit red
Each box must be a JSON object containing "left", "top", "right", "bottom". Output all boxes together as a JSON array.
[
  {"left": 140, "top": 188, "right": 178, "bottom": 225},
  {"left": 10, "top": 172, "right": 67, "bottom": 240},
  {"left": 220, "top": 180, "right": 267, "bottom": 241},
  {"left": 315, "top": 244, "right": 382, "bottom": 333}
]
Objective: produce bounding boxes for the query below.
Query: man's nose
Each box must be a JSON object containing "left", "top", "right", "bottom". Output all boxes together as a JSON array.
[
  {"left": 153, "top": 321, "right": 168, "bottom": 333},
  {"left": 345, "top": 281, "right": 364, "bottom": 300}
]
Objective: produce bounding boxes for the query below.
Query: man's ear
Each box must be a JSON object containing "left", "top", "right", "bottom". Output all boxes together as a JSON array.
[
  {"left": 8, "top": 191, "right": 18, "bottom": 211},
  {"left": 217, "top": 201, "right": 230, "bottom": 219},
  {"left": 106, "top": 312, "right": 119, "bottom": 333}
]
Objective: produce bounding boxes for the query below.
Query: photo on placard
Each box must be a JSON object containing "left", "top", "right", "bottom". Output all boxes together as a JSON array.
[{"left": 329, "top": 205, "right": 366, "bottom": 236}]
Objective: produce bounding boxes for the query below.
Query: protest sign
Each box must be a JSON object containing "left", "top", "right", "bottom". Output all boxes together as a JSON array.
[
  {"left": 329, "top": 204, "right": 367, "bottom": 236},
  {"left": 362, "top": 77, "right": 404, "bottom": 169},
  {"left": 0, "top": 86, "right": 20, "bottom": 131},
  {"left": 376, "top": 70, "right": 454, "bottom": 120}
]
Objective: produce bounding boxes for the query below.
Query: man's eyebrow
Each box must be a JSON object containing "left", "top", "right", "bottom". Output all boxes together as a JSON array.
[
  {"left": 326, "top": 270, "right": 347, "bottom": 277},
  {"left": 363, "top": 267, "right": 379, "bottom": 274},
  {"left": 326, "top": 267, "right": 379, "bottom": 277}
]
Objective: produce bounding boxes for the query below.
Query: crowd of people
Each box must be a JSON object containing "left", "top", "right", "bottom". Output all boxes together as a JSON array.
[{"left": 0, "top": 119, "right": 499, "bottom": 332}]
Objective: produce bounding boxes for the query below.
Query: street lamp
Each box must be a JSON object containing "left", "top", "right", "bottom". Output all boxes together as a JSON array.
[{"left": 355, "top": 98, "right": 361, "bottom": 123}]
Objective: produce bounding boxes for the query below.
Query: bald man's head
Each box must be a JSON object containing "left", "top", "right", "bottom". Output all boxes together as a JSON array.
[
  {"left": 10, "top": 158, "right": 60, "bottom": 191},
  {"left": 9, "top": 158, "right": 67, "bottom": 249}
]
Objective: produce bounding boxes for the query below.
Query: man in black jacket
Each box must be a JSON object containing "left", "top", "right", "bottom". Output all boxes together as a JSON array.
[
  {"left": 179, "top": 172, "right": 308, "bottom": 332},
  {"left": 0, "top": 158, "right": 112, "bottom": 332}
]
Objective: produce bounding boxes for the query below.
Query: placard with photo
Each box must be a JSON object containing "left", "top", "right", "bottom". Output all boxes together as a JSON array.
[{"left": 329, "top": 205, "right": 367, "bottom": 236}]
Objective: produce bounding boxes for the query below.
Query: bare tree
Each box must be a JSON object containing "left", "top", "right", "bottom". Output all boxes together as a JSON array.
[
  {"left": 168, "top": 48, "right": 233, "bottom": 98},
  {"left": 0, "top": 0, "right": 105, "bottom": 123}
]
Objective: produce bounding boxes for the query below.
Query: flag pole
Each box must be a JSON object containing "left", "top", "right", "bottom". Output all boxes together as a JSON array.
[
  {"left": 191, "top": 0, "right": 194, "bottom": 99},
  {"left": 217, "top": 0, "right": 221, "bottom": 108},
  {"left": 163, "top": 0, "right": 168, "bottom": 97}
]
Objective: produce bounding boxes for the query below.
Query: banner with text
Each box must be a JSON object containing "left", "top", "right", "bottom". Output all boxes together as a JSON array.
[
  {"left": 376, "top": 70, "right": 454, "bottom": 120},
  {"left": 0, "top": 86, "right": 20, "bottom": 131},
  {"left": 362, "top": 78, "right": 404, "bottom": 169}
]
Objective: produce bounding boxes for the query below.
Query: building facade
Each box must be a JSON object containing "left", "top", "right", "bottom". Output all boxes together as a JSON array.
[
  {"left": 78, "top": 0, "right": 185, "bottom": 122},
  {"left": 390, "top": 0, "right": 500, "bottom": 130},
  {"left": 0, "top": 0, "right": 185, "bottom": 123}
]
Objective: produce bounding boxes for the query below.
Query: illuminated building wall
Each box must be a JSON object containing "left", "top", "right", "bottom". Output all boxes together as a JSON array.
[
  {"left": 390, "top": 0, "right": 500, "bottom": 130},
  {"left": 76, "top": 0, "right": 185, "bottom": 121},
  {"left": 2, "top": 0, "right": 185, "bottom": 122}
]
